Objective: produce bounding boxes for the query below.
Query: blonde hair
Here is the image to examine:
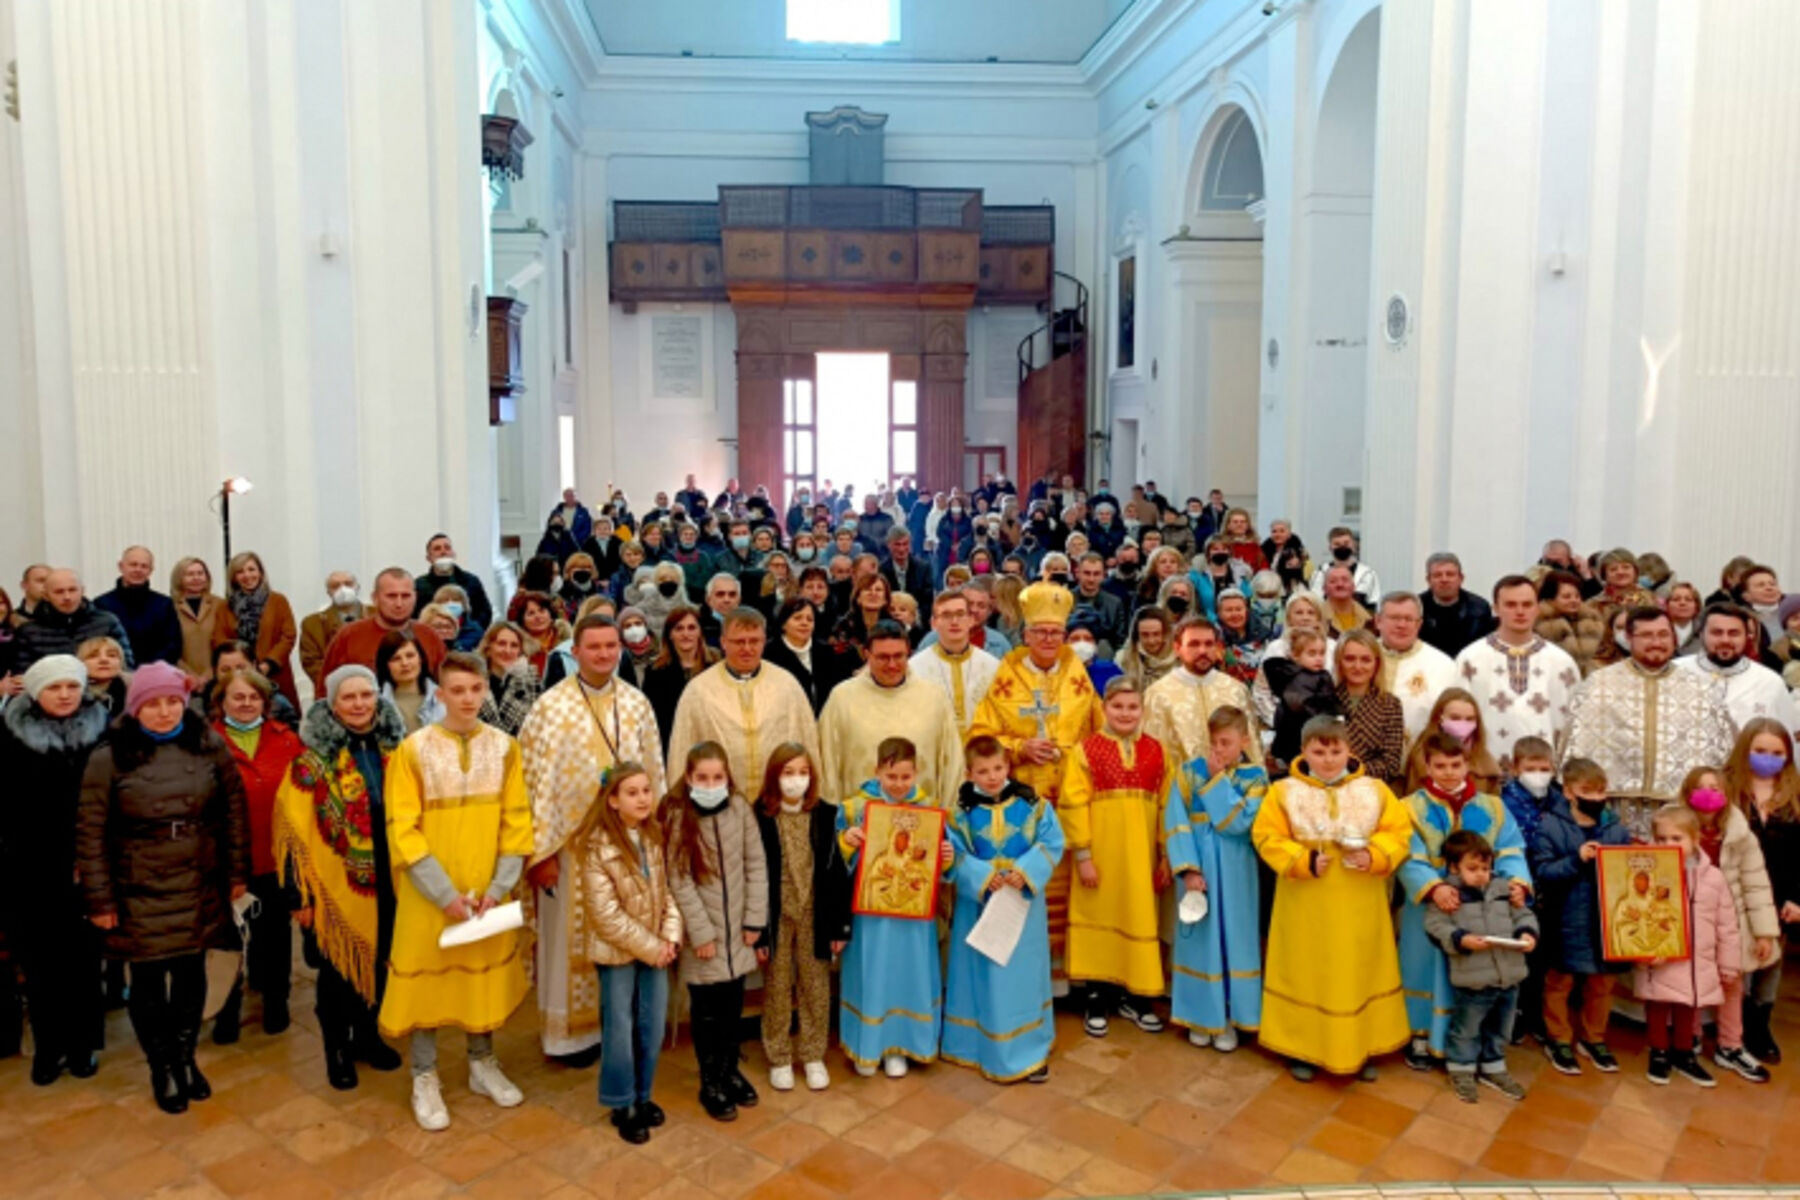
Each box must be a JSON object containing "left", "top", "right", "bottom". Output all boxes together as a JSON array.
[
  {"left": 992, "top": 575, "right": 1025, "bottom": 627},
  {"left": 169, "top": 555, "right": 212, "bottom": 596},
  {"left": 225, "top": 551, "right": 269, "bottom": 594}
]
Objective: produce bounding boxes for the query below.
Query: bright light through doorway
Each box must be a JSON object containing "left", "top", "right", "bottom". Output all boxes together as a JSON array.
[{"left": 815, "top": 352, "right": 892, "bottom": 495}]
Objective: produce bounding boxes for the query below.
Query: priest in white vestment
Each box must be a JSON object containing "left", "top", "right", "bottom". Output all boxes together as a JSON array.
[
  {"left": 1676, "top": 606, "right": 1800, "bottom": 736},
  {"left": 910, "top": 589, "right": 999, "bottom": 737},
  {"left": 822, "top": 621, "right": 965, "bottom": 803},
  {"left": 1453, "top": 578, "right": 1580, "bottom": 771},
  {"left": 518, "top": 617, "right": 665, "bottom": 1058},
  {"left": 1373, "top": 594, "right": 1458, "bottom": 743},
  {"left": 1143, "top": 616, "right": 1263, "bottom": 767},
  {"left": 666, "top": 607, "right": 821, "bottom": 799}
]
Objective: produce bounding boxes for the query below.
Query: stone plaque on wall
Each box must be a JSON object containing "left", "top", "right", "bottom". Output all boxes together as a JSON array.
[{"left": 651, "top": 314, "right": 705, "bottom": 400}]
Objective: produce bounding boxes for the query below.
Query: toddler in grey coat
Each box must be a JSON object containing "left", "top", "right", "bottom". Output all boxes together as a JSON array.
[{"left": 1423, "top": 830, "right": 1540, "bottom": 1102}]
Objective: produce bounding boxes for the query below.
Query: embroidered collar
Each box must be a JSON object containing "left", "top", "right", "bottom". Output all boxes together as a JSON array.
[
  {"left": 934, "top": 643, "right": 973, "bottom": 663},
  {"left": 1486, "top": 633, "right": 1545, "bottom": 657},
  {"left": 1697, "top": 656, "right": 1751, "bottom": 678}
]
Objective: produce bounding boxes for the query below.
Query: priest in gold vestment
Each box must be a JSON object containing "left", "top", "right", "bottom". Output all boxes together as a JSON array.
[
  {"left": 820, "top": 621, "right": 965, "bottom": 803},
  {"left": 969, "top": 583, "right": 1102, "bottom": 982},
  {"left": 1143, "top": 616, "right": 1265, "bottom": 767},
  {"left": 666, "top": 607, "right": 820, "bottom": 798}
]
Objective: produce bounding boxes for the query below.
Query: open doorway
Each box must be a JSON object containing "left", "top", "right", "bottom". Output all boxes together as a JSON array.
[{"left": 815, "top": 351, "right": 896, "bottom": 494}]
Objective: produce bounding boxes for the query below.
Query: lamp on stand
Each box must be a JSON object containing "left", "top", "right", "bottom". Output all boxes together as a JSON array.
[{"left": 219, "top": 477, "right": 253, "bottom": 576}]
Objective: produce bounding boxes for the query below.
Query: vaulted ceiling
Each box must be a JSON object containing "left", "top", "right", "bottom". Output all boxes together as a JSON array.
[{"left": 580, "top": 0, "right": 1129, "bottom": 65}]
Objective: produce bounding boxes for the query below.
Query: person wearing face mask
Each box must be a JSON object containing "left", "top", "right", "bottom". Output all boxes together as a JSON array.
[
  {"left": 414, "top": 534, "right": 493, "bottom": 631},
  {"left": 558, "top": 553, "right": 603, "bottom": 615},
  {"left": 1064, "top": 617, "right": 1121, "bottom": 695},
  {"left": 1104, "top": 542, "right": 1143, "bottom": 608},
  {"left": 1192, "top": 537, "right": 1252, "bottom": 623},
  {"left": 301, "top": 572, "right": 366, "bottom": 694},
  {"left": 0, "top": 656, "right": 111, "bottom": 1085},
  {"left": 1676, "top": 604, "right": 1800, "bottom": 737},
  {"left": 1566, "top": 607, "right": 1737, "bottom": 842},
  {"left": 1307, "top": 527, "right": 1382, "bottom": 608},
  {"left": 932, "top": 500, "right": 975, "bottom": 578},
  {"left": 1497, "top": 735, "right": 1562, "bottom": 1043},
  {"left": 615, "top": 607, "right": 660, "bottom": 686},
  {"left": 537, "top": 512, "right": 582, "bottom": 564}
]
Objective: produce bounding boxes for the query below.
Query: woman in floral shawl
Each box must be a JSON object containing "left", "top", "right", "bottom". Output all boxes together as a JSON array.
[{"left": 273, "top": 665, "right": 406, "bottom": 1090}]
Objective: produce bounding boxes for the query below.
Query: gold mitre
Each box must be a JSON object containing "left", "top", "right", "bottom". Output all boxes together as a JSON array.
[{"left": 1020, "top": 582, "right": 1075, "bottom": 628}]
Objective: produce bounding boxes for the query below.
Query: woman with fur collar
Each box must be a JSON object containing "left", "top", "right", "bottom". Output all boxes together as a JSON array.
[{"left": 0, "top": 656, "right": 110, "bottom": 1085}]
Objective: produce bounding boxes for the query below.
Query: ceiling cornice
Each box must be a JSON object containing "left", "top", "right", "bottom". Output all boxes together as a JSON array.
[
  {"left": 586, "top": 53, "right": 1089, "bottom": 101},
  {"left": 584, "top": 129, "right": 1097, "bottom": 164},
  {"left": 540, "top": 0, "right": 606, "bottom": 85}
]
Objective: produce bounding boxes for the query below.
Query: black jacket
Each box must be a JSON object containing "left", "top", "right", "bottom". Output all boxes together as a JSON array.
[
  {"left": 76, "top": 716, "right": 250, "bottom": 962},
  {"left": 13, "top": 600, "right": 135, "bottom": 672},
  {"left": 881, "top": 556, "right": 935, "bottom": 613},
  {"left": 755, "top": 801, "right": 853, "bottom": 960},
  {"left": 413, "top": 566, "right": 493, "bottom": 630},
  {"left": 93, "top": 581, "right": 184, "bottom": 666},
  {"left": 1419, "top": 590, "right": 1498, "bottom": 657},
  {"left": 0, "top": 696, "right": 109, "bottom": 906},
  {"left": 1267, "top": 660, "right": 1342, "bottom": 768},
  {"left": 763, "top": 637, "right": 848, "bottom": 715}
]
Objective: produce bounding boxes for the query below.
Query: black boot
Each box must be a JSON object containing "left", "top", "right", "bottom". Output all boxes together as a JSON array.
[
  {"left": 611, "top": 1104, "right": 650, "bottom": 1144},
  {"left": 176, "top": 1027, "right": 211, "bottom": 1101},
  {"left": 30, "top": 1046, "right": 64, "bottom": 1087},
  {"left": 724, "top": 1053, "right": 759, "bottom": 1109},
  {"left": 149, "top": 1041, "right": 187, "bottom": 1115},
  {"left": 211, "top": 983, "right": 242, "bottom": 1046},
  {"left": 322, "top": 1020, "right": 358, "bottom": 1091},
  {"left": 697, "top": 1041, "right": 737, "bottom": 1122},
  {"left": 262, "top": 992, "right": 290, "bottom": 1036},
  {"left": 1749, "top": 1002, "right": 1783, "bottom": 1065}
]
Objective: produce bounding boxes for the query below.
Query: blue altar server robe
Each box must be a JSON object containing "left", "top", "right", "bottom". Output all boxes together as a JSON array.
[
  {"left": 942, "top": 783, "right": 1065, "bottom": 1081},
  {"left": 1163, "top": 757, "right": 1269, "bottom": 1036},
  {"left": 1397, "top": 787, "right": 1532, "bottom": 1054},
  {"left": 837, "top": 781, "right": 949, "bottom": 1071}
]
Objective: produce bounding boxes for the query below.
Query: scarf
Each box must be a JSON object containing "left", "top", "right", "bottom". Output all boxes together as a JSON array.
[{"left": 230, "top": 581, "right": 271, "bottom": 651}]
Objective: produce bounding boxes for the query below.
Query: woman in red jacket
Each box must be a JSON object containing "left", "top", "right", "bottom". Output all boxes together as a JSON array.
[{"left": 209, "top": 667, "right": 305, "bottom": 1042}]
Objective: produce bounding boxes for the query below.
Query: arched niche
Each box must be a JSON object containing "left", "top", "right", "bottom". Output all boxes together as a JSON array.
[{"left": 1183, "top": 100, "right": 1268, "bottom": 240}]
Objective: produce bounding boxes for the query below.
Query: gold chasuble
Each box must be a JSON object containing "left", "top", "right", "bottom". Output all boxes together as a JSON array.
[
  {"left": 969, "top": 585, "right": 1102, "bottom": 977},
  {"left": 666, "top": 661, "right": 820, "bottom": 801},
  {"left": 379, "top": 724, "right": 534, "bottom": 1039},
  {"left": 818, "top": 671, "right": 965, "bottom": 806}
]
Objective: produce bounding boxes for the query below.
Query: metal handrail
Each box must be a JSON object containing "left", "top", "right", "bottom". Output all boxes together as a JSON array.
[{"left": 1017, "top": 270, "right": 1089, "bottom": 384}]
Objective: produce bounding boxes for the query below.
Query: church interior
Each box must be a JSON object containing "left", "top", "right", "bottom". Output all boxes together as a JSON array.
[{"left": 3, "top": 0, "right": 1800, "bottom": 1196}]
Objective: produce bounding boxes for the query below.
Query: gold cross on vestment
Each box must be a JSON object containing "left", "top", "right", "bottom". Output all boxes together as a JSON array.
[{"left": 1019, "top": 688, "right": 1059, "bottom": 740}]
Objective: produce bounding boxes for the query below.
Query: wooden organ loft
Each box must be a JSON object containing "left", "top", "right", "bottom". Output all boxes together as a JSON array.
[{"left": 607, "top": 108, "right": 1088, "bottom": 494}]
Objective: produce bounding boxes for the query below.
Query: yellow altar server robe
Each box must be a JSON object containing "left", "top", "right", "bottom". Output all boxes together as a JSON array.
[{"left": 379, "top": 723, "right": 534, "bottom": 1038}]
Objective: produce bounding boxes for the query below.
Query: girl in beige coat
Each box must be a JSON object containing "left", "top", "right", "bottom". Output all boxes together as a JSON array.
[
  {"left": 1681, "top": 768, "right": 1781, "bottom": 1082},
  {"left": 578, "top": 762, "right": 682, "bottom": 1144}
]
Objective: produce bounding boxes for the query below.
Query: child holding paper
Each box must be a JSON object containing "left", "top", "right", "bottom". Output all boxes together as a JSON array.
[{"left": 942, "top": 735, "right": 1066, "bottom": 1082}]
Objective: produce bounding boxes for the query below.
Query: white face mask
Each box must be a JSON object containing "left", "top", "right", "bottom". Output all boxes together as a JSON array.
[
  {"left": 778, "top": 774, "right": 811, "bottom": 800},
  {"left": 1070, "top": 640, "right": 1096, "bottom": 663},
  {"left": 331, "top": 585, "right": 358, "bottom": 608},
  {"left": 432, "top": 556, "right": 456, "bottom": 574},
  {"left": 622, "top": 624, "right": 650, "bottom": 646},
  {"left": 1518, "top": 771, "right": 1555, "bottom": 799},
  {"left": 1614, "top": 630, "right": 1632, "bottom": 651},
  {"left": 690, "top": 783, "right": 730, "bottom": 810}
]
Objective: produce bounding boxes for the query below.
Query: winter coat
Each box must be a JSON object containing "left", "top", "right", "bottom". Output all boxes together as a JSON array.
[
  {"left": 1746, "top": 800, "right": 1800, "bottom": 918},
  {"left": 0, "top": 695, "right": 109, "bottom": 907},
  {"left": 1192, "top": 562, "right": 1252, "bottom": 623},
  {"left": 215, "top": 591, "right": 302, "bottom": 710},
  {"left": 479, "top": 663, "right": 541, "bottom": 736},
  {"left": 76, "top": 715, "right": 250, "bottom": 961},
  {"left": 1708, "top": 806, "right": 1782, "bottom": 972},
  {"left": 14, "top": 600, "right": 135, "bottom": 673},
  {"left": 1268, "top": 661, "right": 1341, "bottom": 769},
  {"left": 214, "top": 718, "right": 304, "bottom": 876},
  {"left": 632, "top": 566, "right": 689, "bottom": 636},
  {"left": 763, "top": 636, "right": 845, "bottom": 716},
  {"left": 93, "top": 581, "right": 184, "bottom": 667},
  {"left": 580, "top": 827, "right": 684, "bottom": 967},
  {"left": 1419, "top": 591, "right": 1497, "bottom": 658},
  {"left": 1528, "top": 802, "right": 1634, "bottom": 975},
  {"left": 755, "top": 801, "right": 853, "bottom": 961},
  {"left": 414, "top": 567, "right": 493, "bottom": 631},
  {"left": 1499, "top": 778, "right": 1557, "bottom": 850},
  {"left": 174, "top": 593, "right": 229, "bottom": 678},
  {"left": 881, "top": 556, "right": 935, "bottom": 613},
  {"left": 1536, "top": 601, "right": 1608, "bottom": 677},
  {"left": 1160, "top": 516, "right": 1197, "bottom": 560},
  {"left": 1071, "top": 587, "right": 1127, "bottom": 651},
  {"left": 1423, "top": 877, "right": 1540, "bottom": 990},
  {"left": 1633, "top": 855, "right": 1740, "bottom": 1007},
  {"left": 667, "top": 794, "right": 769, "bottom": 984}
]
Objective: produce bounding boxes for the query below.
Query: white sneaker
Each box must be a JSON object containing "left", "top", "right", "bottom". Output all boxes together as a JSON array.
[
  {"left": 1213, "top": 1028, "right": 1239, "bottom": 1053},
  {"left": 1187, "top": 1029, "right": 1212, "bottom": 1048},
  {"left": 769, "top": 1064, "right": 796, "bottom": 1091},
  {"left": 804, "top": 1061, "right": 830, "bottom": 1091},
  {"left": 853, "top": 1060, "right": 877, "bottom": 1078},
  {"left": 883, "top": 1054, "right": 909, "bottom": 1078},
  {"left": 468, "top": 1057, "right": 524, "bottom": 1108},
  {"left": 411, "top": 1071, "right": 451, "bottom": 1131}
]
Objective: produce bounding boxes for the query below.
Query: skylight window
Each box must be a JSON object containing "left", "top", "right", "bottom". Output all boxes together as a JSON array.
[{"left": 786, "top": 0, "right": 899, "bottom": 45}]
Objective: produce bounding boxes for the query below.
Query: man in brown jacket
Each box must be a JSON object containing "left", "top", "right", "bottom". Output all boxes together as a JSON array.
[{"left": 300, "top": 570, "right": 365, "bottom": 694}]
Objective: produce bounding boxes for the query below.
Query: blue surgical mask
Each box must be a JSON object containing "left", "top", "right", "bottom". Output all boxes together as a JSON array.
[
  {"left": 690, "top": 783, "right": 730, "bottom": 811},
  {"left": 442, "top": 603, "right": 464, "bottom": 620},
  {"left": 1749, "top": 751, "right": 1787, "bottom": 779},
  {"left": 731, "top": 535, "right": 750, "bottom": 551},
  {"left": 224, "top": 715, "right": 264, "bottom": 733}
]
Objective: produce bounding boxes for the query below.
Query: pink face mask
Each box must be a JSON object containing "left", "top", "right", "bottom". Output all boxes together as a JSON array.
[
  {"left": 1688, "top": 787, "right": 1728, "bottom": 813},
  {"left": 1441, "top": 717, "right": 1478, "bottom": 743}
]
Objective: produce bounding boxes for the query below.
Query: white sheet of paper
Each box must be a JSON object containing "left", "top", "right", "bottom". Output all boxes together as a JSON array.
[
  {"left": 438, "top": 900, "right": 524, "bottom": 949},
  {"left": 966, "top": 885, "right": 1031, "bottom": 967},
  {"left": 1480, "top": 936, "right": 1532, "bottom": 951}
]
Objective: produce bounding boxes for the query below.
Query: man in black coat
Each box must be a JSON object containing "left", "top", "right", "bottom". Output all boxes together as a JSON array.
[
  {"left": 1071, "top": 553, "right": 1127, "bottom": 656},
  {"left": 94, "top": 546, "right": 183, "bottom": 666},
  {"left": 1419, "top": 552, "right": 1498, "bottom": 656},
  {"left": 15, "top": 570, "right": 135, "bottom": 671},
  {"left": 879, "top": 528, "right": 935, "bottom": 613},
  {"left": 413, "top": 533, "right": 494, "bottom": 630}
]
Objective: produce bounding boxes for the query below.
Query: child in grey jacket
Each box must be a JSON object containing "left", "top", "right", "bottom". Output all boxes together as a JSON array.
[{"left": 1424, "top": 830, "right": 1540, "bottom": 1103}]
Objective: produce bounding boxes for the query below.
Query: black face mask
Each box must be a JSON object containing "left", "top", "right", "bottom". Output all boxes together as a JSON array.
[
  {"left": 657, "top": 581, "right": 680, "bottom": 597},
  {"left": 1209, "top": 553, "right": 1231, "bottom": 567},
  {"left": 1048, "top": 573, "right": 1070, "bottom": 586},
  {"left": 570, "top": 572, "right": 592, "bottom": 588},
  {"left": 550, "top": 524, "right": 565, "bottom": 535},
  {"left": 1117, "top": 561, "right": 1139, "bottom": 577},
  {"left": 1167, "top": 596, "right": 1190, "bottom": 615},
  {"left": 1575, "top": 797, "right": 1608, "bottom": 820},
  {"left": 1332, "top": 545, "right": 1355, "bottom": 562}
]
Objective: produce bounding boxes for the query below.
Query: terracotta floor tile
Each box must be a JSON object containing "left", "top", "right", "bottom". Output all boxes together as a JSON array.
[
  {"left": 1369, "top": 1138, "right": 1469, "bottom": 1182},
  {"left": 848, "top": 1163, "right": 947, "bottom": 1200},
  {"left": 1306, "top": 1117, "right": 1393, "bottom": 1167},
  {"left": 88, "top": 1148, "right": 193, "bottom": 1200},
  {"left": 1573, "top": 1127, "right": 1672, "bottom": 1179},
  {"left": 1478, "top": 1137, "right": 1574, "bottom": 1179},
  {"left": 688, "top": 1143, "right": 781, "bottom": 1199},
  {"left": 1270, "top": 1146, "right": 1364, "bottom": 1184},
  {"left": 884, "top": 1088, "right": 972, "bottom": 1131},
  {"left": 745, "top": 1119, "right": 835, "bottom": 1167},
  {"left": 462, "top": 1159, "right": 571, "bottom": 1199},
  {"left": 1661, "top": 1150, "right": 1769, "bottom": 1184},
  {"left": 997, "top": 1133, "right": 1092, "bottom": 1183},
  {"left": 1333, "top": 1091, "right": 1422, "bottom": 1139},
  {"left": 794, "top": 1140, "right": 888, "bottom": 1194},
  {"left": 1057, "top": 1154, "right": 1157, "bottom": 1198},
  {"left": 948, "top": 1159, "right": 1058, "bottom": 1200},
  {"left": 840, "top": 1114, "right": 932, "bottom": 1161},
  {"left": 1159, "top": 1149, "right": 1268, "bottom": 1193},
  {"left": 938, "top": 1107, "right": 1032, "bottom": 1157},
  {"left": 741, "top": 1170, "right": 836, "bottom": 1200},
  {"left": 902, "top": 1137, "right": 987, "bottom": 1195},
  {"left": 1491, "top": 1108, "right": 1591, "bottom": 1159},
  {"left": 1397, "top": 1112, "right": 1496, "bottom": 1166},
  {"left": 200, "top": 1145, "right": 311, "bottom": 1197},
  {"left": 420, "top": 1129, "right": 520, "bottom": 1184}
]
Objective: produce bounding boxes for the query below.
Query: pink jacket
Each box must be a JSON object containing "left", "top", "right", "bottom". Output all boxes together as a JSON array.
[{"left": 1633, "top": 855, "right": 1741, "bottom": 1008}]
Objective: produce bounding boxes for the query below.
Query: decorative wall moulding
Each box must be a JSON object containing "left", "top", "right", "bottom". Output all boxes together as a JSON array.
[{"left": 482, "top": 114, "right": 534, "bottom": 182}]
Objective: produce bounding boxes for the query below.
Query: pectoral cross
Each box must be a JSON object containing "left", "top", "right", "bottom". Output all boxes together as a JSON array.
[{"left": 1020, "top": 688, "right": 1060, "bottom": 741}]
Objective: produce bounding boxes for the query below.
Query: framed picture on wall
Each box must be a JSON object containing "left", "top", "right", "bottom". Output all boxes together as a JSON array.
[{"left": 1116, "top": 255, "right": 1136, "bottom": 370}]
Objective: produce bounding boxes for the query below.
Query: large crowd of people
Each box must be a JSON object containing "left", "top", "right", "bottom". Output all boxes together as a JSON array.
[{"left": 2, "top": 469, "right": 1797, "bottom": 1148}]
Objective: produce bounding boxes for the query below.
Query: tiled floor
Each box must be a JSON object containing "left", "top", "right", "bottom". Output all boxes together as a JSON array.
[{"left": 5, "top": 975, "right": 1800, "bottom": 1200}]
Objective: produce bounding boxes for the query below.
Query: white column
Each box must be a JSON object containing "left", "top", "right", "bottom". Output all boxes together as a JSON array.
[
  {"left": 1256, "top": 13, "right": 1310, "bottom": 534},
  {"left": 579, "top": 150, "right": 616, "bottom": 494}
]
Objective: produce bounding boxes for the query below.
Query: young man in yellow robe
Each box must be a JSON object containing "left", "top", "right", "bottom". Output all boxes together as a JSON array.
[
  {"left": 969, "top": 582, "right": 1102, "bottom": 986},
  {"left": 381, "top": 652, "right": 534, "bottom": 1131},
  {"left": 1252, "top": 715, "right": 1411, "bottom": 1081},
  {"left": 1060, "top": 677, "right": 1173, "bottom": 1036}
]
